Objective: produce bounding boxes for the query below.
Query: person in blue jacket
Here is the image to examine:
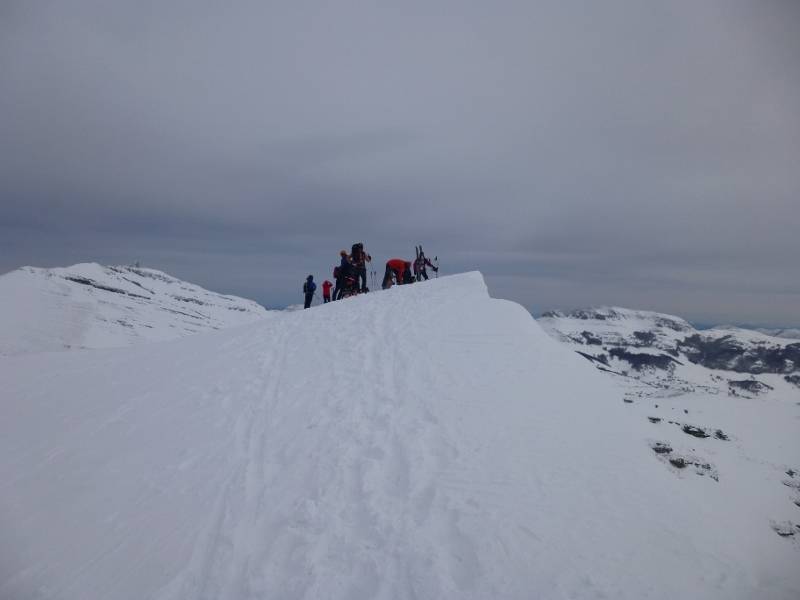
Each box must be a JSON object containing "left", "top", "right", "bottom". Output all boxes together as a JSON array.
[{"left": 303, "top": 275, "right": 316, "bottom": 309}]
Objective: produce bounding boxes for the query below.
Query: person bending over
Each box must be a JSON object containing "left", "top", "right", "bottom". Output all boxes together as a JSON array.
[{"left": 383, "top": 258, "right": 413, "bottom": 289}]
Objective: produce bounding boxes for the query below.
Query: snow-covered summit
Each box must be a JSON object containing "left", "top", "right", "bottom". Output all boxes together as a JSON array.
[
  {"left": 539, "top": 306, "right": 695, "bottom": 359},
  {"left": 714, "top": 325, "right": 800, "bottom": 342},
  {"left": 755, "top": 327, "right": 800, "bottom": 341},
  {"left": 541, "top": 306, "right": 693, "bottom": 334},
  {"left": 1, "top": 273, "right": 797, "bottom": 599},
  {"left": 0, "top": 263, "right": 269, "bottom": 355}
]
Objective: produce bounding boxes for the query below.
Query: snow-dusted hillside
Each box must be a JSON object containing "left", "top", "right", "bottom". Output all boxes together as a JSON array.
[
  {"left": 1, "top": 277, "right": 798, "bottom": 599},
  {"left": 539, "top": 306, "right": 800, "bottom": 566},
  {"left": 539, "top": 306, "right": 800, "bottom": 396},
  {"left": 0, "top": 263, "right": 269, "bottom": 355},
  {"left": 754, "top": 327, "right": 800, "bottom": 341}
]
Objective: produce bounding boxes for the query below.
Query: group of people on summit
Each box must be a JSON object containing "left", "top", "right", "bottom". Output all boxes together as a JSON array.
[{"left": 302, "top": 244, "right": 438, "bottom": 308}]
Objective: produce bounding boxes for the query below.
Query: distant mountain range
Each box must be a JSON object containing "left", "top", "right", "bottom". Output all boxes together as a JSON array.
[
  {"left": 538, "top": 306, "right": 800, "bottom": 398},
  {"left": 750, "top": 327, "right": 800, "bottom": 341}
]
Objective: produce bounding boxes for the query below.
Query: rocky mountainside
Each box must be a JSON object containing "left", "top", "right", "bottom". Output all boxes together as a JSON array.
[
  {"left": 539, "top": 307, "right": 800, "bottom": 397},
  {"left": 539, "top": 306, "right": 800, "bottom": 557},
  {"left": 0, "top": 263, "right": 269, "bottom": 355}
]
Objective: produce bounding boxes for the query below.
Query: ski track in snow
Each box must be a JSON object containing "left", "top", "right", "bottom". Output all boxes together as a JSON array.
[
  {"left": 157, "top": 288, "right": 510, "bottom": 599},
  {"left": 1, "top": 273, "right": 798, "bottom": 600}
]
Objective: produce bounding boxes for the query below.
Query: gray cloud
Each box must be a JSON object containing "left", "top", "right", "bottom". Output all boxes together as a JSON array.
[{"left": 1, "top": 0, "right": 798, "bottom": 325}]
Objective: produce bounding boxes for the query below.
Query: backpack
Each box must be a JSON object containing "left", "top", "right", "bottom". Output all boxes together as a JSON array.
[
  {"left": 351, "top": 243, "right": 364, "bottom": 264},
  {"left": 303, "top": 281, "right": 316, "bottom": 294},
  {"left": 333, "top": 266, "right": 340, "bottom": 279}
]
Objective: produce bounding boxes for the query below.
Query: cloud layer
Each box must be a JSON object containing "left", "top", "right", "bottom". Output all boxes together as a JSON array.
[{"left": 2, "top": 1, "right": 798, "bottom": 324}]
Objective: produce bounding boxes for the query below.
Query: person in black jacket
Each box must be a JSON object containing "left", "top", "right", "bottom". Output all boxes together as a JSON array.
[
  {"left": 303, "top": 275, "right": 316, "bottom": 309},
  {"left": 333, "top": 250, "right": 350, "bottom": 300}
]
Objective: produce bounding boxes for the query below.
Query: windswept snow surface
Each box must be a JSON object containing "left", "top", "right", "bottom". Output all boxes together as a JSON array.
[
  {"left": 1, "top": 274, "right": 798, "bottom": 599},
  {"left": 0, "top": 263, "right": 269, "bottom": 355}
]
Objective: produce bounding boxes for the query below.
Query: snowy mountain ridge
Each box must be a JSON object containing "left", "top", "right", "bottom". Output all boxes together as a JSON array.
[
  {"left": 0, "top": 263, "right": 269, "bottom": 355},
  {"left": 1, "top": 274, "right": 798, "bottom": 598},
  {"left": 750, "top": 327, "right": 800, "bottom": 341},
  {"left": 541, "top": 306, "right": 694, "bottom": 334}
]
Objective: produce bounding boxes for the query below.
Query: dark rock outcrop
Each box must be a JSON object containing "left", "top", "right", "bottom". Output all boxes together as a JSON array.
[
  {"left": 633, "top": 330, "right": 657, "bottom": 346},
  {"left": 682, "top": 425, "right": 710, "bottom": 439},
  {"left": 64, "top": 276, "right": 150, "bottom": 300},
  {"left": 581, "top": 331, "right": 603, "bottom": 345},
  {"left": 608, "top": 348, "right": 679, "bottom": 371},
  {"left": 679, "top": 334, "right": 800, "bottom": 374},
  {"left": 728, "top": 379, "right": 774, "bottom": 395}
]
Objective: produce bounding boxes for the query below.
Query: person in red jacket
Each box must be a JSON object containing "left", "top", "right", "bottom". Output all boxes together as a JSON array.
[
  {"left": 322, "top": 279, "right": 333, "bottom": 303},
  {"left": 383, "top": 259, "right": 413, "bottom": 289}
]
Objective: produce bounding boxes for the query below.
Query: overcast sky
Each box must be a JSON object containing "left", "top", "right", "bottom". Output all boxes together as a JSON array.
[{"left": 1, "top": 1, "right": 798, "bottom": 325}]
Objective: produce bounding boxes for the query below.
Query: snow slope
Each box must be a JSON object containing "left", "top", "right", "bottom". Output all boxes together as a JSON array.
[
  {"left": 1, "top": 275, "right": 798, "bottom": 599},
  {"left": 0, "top": 263, "right": 269, "bottom": 355},
  {"left": 539, "top": 306, "right": 800, "bottom": 569}
]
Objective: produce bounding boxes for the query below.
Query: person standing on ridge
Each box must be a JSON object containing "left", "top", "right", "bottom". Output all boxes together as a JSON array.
[
  {"left": 351, "top": 242, "right": 371, "bottom": 292},
  {"left": 303, "top": 275, "right": 316, "bottom": 309},
  {"left": 414, "top": 245, "right": 439, "bottom": 281},
  {"left": 415, "top": 255, "right": 437, "bottom": 281},
  {"left": 322, "top": 279, "right": 333, "bottom": 303},
  {"left": 334, "top": 250, "right": 350, "bottom": 300}
]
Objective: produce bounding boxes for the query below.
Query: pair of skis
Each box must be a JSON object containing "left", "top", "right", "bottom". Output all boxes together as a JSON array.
[{"left": 414, "top": 245, "right": 439, "bottom": 280}]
